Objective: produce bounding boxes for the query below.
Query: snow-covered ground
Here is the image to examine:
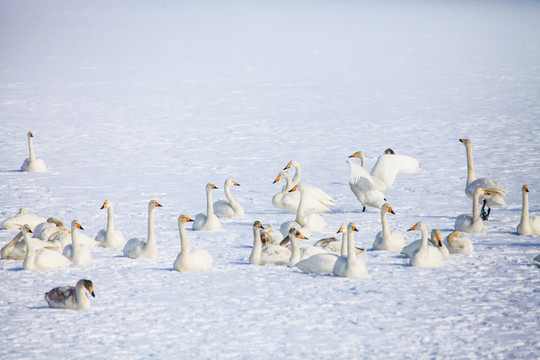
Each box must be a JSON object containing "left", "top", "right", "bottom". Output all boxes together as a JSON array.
[{"left": 1, "top": 1, "right": 539, "bottom": 358}]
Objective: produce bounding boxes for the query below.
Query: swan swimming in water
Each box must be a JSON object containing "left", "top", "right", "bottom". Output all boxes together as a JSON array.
[
  {"left": 21, "top": 131, "right": 47, "bottom": 172},
  {"left": 517, "top": 185, "right": 540, "bottom": 236},
  {"left": 459, "top": 139, "right": 506, "bottom": 220},
  {"left": 173, "top": 215, "right": 214, "bottom": 272},
  {"left": 123, "top": 200, "right": 162, "bottom": 259},
  {"left": 193, "top": 183, "right": 222, "bottom": 231},
  {"left": 95, "top": 200, "right": 126, "bottom": 248},
  {"left": 44, "top": 279, "right": 95, "bottom": 310},
  {"left": 213, "top": 179, "right": 244, "bottom": 218}
]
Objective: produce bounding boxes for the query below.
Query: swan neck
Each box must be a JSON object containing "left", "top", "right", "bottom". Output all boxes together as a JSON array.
[
  {"left": 179, "top": 221, "right": 190, "bottom": 254},
  {"left": 206, "top": 187, "right": 214, "bottom": 217},
  {"left": 71, "top": 224, "right": 80, "bottom": 248},
  {"left": 521, "top": 189, "right": 530, "bottom": 222},
  {"left": 381, "top": 211, "right": 391, "bottom": 235},
  {"left": 419, "top": 226, "right": 429, "bottom": 251},
  {"left": 340, "top": 229, "right": 348, "bottom": 256},
  {"left": 282, "top": 173, "right": 293, "bottom": 192},
  {"left": 106, "top": 206, "right": 115, "bottom": 233},
  {"left": 347, "top": 228, "right": 357, "bottom": 265},
  {"left": 249, "top": 227, "right": 262, "bottom": 264},
  {"left": 295, "top": 187, "right": 306, "bottom": 224},
  {"left": 291, "top": 163, "right": 300, "bottom": 186},
  {"left": 28, "top": 135, "right": 36, "bottom": 161},
  {"left": 289, "top": 235, "right": 300, "bottom": 267},
  {"left": 360, "top": 153, "right": 366, "bottom": 168},
  {"left": 75, "top": 284, "right": 91, "bottom": 309},
  {"left": 147, "top": 206, "right": 156, "bottom": 246},
  {"left": 465, "top": 143, "right": 476, "bottom": 185},
  {"left": 224, "top": 183, "right": 239, "bottom": 208},
  {"left": 472, "top": 191, "right": 481, "bottom": 221}
]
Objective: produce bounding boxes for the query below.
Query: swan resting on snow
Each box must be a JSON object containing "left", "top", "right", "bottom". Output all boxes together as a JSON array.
[
  {"left": 44, "top": 279, "right": 95, "bottom": 310},
  {"left": 517, "top": 185, "right": 540, "bottom": 236},
  {"left": 193, "top": 183, "right": 222, "bottom": 231},
  {"left": 213, "top": 179, "right": 244, "bottom": 218},
  {"left": 443, "top": 230, "right": 474, "bottom": 255},
  {"left": 250, "top": 221, "right": 292, "bottom": 266},
  {"left": 0, "top": 208, "right": 46, "bottom": 230},
  {"left": 21, "top": 131, "right": 47, "bottom": 172},
  {"left": 332, "top": 222, "right": 369, "bottom": 278},
  {"left": 123, "top": 200, "right": 162, "bottom": 259},
  {"left": 283, "top": 160, "right": 336, "bottom": 209},
  {"left": 280, "top": 184, "right": 327, "bottom": 237},
  {"left": 373, "top": 203, "right": 405, "bottom": 251},
  {"left": 455, "top": 187, "right": 489, "bottom": 233},
  {"left": 173, "top": 215, "right": 214, "bottom": 272},
  {"left": 62, "top": 220, "right": 93, "bottom": 265},
  {"left": 95, "top": 200, "right": 126, "bottom": 248},
  {"left": 22, "top": 225, "right": 71, "bottom": 270},
  {"left": 406, "top": 222, "right": 444, "bottom": 267}
]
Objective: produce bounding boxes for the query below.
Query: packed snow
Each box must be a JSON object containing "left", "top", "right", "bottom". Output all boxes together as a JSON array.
[{"left": 1, "top": 1, "right": 539, "bottom": 359}]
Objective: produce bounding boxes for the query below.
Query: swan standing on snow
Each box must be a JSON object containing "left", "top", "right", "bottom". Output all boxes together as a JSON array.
[
  {"left": 443, "top": 230, "right": 473, "bottom": 255},
  {"left": 0, "top": 208, "right": 46, "bottom": 230},
  {"left": 272, "top": 171, "right": 332, "bottom": 214},
  {"left": 95, "top": 200, "right": 126, "bottom": 248},
  {"left": 283, "top": 160, "right": 336, "bottom": 209},
  {"left": 173, "top": 215, "right": 214, "bottom": 272},
  {"left": 332, "top": 222, "right": 369, "bottom": 278},
  {"left": 213, "top": 179, "right": 244, "bottom": 218},
  {"left": 346, "top": 155, "right": 386, "bottom": 212},
  {"left": 280, "top": 184, "right": 327, "bottom": 237},
  {"left": 373, "top": 203, "right": 405, "bottom": 251},
  {"left": 21, "top": 131, "right": 47, "bottom": 172},
  {"left": 193, "top": 184, "right": 222, "bottom": 231},
  {"left": 62, "top": 220, "right": 92, "bottom": 265},
  {"left": 23, "top": 225, "right": 71, "bottom": 270},
  {"left": 123, "top": 200, "right": 162, "bottom": 259},
  {"left": 517, "top": 185, "right": 540, "bottom": 236},
  {"left": 407, "top": 222, "right": 444, "bottom": 267},
  {"left": 455, "top": 187, "right": 489, "bottom": 233},
  {"left": 44, "top": 279, "right": 95, "bottom": 310},
  {"left": 459, "top": 139, "right": 506, "bottom": 220},
  {"left": 249, "top": 221, "right": 291, "bottom": 266}
]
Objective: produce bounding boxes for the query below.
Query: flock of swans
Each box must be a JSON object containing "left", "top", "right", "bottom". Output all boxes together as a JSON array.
[{"left": 1, "top": 131, "right": 540, "bottom": 309}]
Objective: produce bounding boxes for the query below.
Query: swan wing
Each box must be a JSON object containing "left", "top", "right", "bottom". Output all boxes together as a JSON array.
[{"left": 370, "top": 153, "right": 422, "bottom": 191}]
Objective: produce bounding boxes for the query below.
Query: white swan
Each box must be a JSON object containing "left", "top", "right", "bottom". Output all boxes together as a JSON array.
[
  {"left": 1, "top": 231, "right": 24, "bottom": 260},
  {"left": 295, "top": 226, "right": 346, "bottom": 275},
  {"left": 213, "top": 179, "right": 244, "bottom": 218},
  {"left": 443, "top": 230, "right": 473, "bottom": 255},
  {"left": 373, "top": 203, "right": 405, "bottom": 251},
  {"left": 280, "top": 184, "right": 327, "bottom": 237},
  {"left": 193, "top": 184, "right": 222, "bottom": 231},
  {"left": 22, "top": 225, "right": 71, "bottom": 270},
  {"left": 459, "top": 139, "right": 506, "bottom": 220},
  {"left": 455, "top": 187, "right": 488, "bottom": 233},
  {"left": 123, "top": 200, "right": 162, "bottom": 259},
  {"left": 249, "top": 221, "right": 291, "bottom": 266},
  {"left": 286, "top": 228, "right": 310, "bottom": 268},
  {"left": 401, "top": 228, "right": 443, "bottom": 258},
  {"left": 283, "top": 160, "right": 336, "bottom": 209},
  {"left": 173, "top": 215, "right": 214, "bottom": 272},
  {"left": 48, "top": 225, "right": 98, "bottom": 252},
  {"left": 21, "top": 131, "right": 47, "bottom": 172},
  {"left": 332, "top": 222, "right": 369, "bottom": 278},
  {"left": 0, "top": 208, "right": 46, "bottom": 230},
  {"left": 349, "top": 149, "right": 421, "bottom": 191},
  {"left": 517, "top": 185, "right": 540, "bottom": 236},
  {"left": 95, "top": 200, "right": 126, "bottom": 248},
  {"left": 44, "top": 279, "right": 95, "bottom": 310},
  {"left": 62, "top": 220, "right": 92, "bottom": 265},
  {"left": 407, "top": 222, "right": 444, "bottom": 267},
  {"left": 272, "top": 171, "right": 332, "bottom": 214},
  {"left": 33, "top": 217, "right": 65, "bottom": 241},
  {"left": 346, "top": 156, "right": 386, "bottom": 212},
  {"left": 431, "top": 229, "right": 449, "bottom": 260}
]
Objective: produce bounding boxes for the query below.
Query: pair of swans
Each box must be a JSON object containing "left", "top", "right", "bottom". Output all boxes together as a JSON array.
[
  {"left": 373, "top": 203, "right": 405, "bottom": 251},
  {"left": 295, "top": 223, "right": 368, "bottom": 278},
  {"left": 455, "top": 187, "right": 489, "bottom": 233},
  {"left": 517, "top": 185, "right": 540, "bottom": 236},
  {"left": 280, "top": 184, "right": 327, "bottom": 238},
  {"left": 404, "top": 222, "right": 445, "bottom": 267},
  {"left": 213, "top": 179, "right": 244, "bottom": 218},
  {"left": 22, "top": 225, "right": 72, "bottom": 270},
  {"left": 459, "top": 139, "right": 506, "bottom": 220},
  {"left": 272, "top": 172, "right": 333, "bottom": 214},
  {"left": 173, "top": 215, "right": 214, "bottom": 272},
  {"left": 44, "top": 279, "right": 95, "bottom": 310},
  {"left": 282, "top": 160, "right": 336, "bottom": 208},
  {"left": 21, "top": 131, "right": 47, "bottom": 172},
  {"left": 193, "top": 184, "right": 222, "bottom": 231},
  {"left": 123, "top": 200, "right": 162, "bottom": 259},
  {"left": 443, "top": 230, "right": 474, "bottom": 255},
  {"left": 95, "top": 200, "right": 126, "bottom": 248},
  {"left": 0, "top": 208, "right": 46, "bottom": 230}
]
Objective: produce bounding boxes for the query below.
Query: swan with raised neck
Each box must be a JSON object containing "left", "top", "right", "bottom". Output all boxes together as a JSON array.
[
  {"left": 517, "top": 185, "right": 540, "bottom": 235},
  {"left": 174, "top": 215, "right": 213, "bottom": 271},
  {"left": 193, "top": 183, "right": 222, "bottom": 231},
  {"left": 123, "top": 200, "right": 162, "bottom": 259}
]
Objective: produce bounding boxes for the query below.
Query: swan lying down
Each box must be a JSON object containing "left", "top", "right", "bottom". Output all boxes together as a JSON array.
[{"left": 44, "top": 279, "right": 95, "bottom": 310}]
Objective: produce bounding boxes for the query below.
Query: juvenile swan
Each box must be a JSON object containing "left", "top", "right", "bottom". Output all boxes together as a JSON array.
[
  {"left": 123, "top": 200, "right": 162, "bottom": 259},
  {"left": 21, "top": 131, "right": 47, "bottom": 172},
  {"left": 173, "top": 215, "right": 214, "bottom": 272},
  {"left": 44, "top": 279, "right": 95, "bottom": 310}
]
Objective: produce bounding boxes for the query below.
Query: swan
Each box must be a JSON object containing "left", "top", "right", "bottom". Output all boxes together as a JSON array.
[
  {"left": 272, "top": 171, "right": 332, "bottom": 214},
  {"left": 431, "top": 229, "right": 449, "bottom": 259},
  {"left": 346, "top": 156, "right": 386, "bottom": 212},
  {"left": 1, "top": 231, "right": 24, "bottom": 260},
  {"left": 33, "top": 217, "right": 65, "bottom": 241},
  {"left": 62, "top": 220, "right": 92, "bottom": 265},
  {"left": 283, "top": 160, "right": 336, "bottom": 209},
  {"left": 48, "top": 225, "right": 98, "bottom": 252},
  {"left": 249, "top": 221, "right": 291, "bottom": 266},
  {"left": 401, "top": 228, "right": 443, "bottom": 258},
  {"left": 0, "top": 208, "right": 46, "bottom": 230},
  {"left": 373, "top": 203, "right": 405, "bottom": 251},
  {"left": 286, "top": 228, "right": 309, "bottom": 268},
  {"left": 44, "top": 279, "right": 95, "bottom": 310},
  {"left": 349, "top": 149, "right": 421, "bottom": 191},
  {"left": 193, "top": 184, "right": 222, "bottom": 231},
  {"left": 280, "top": 184, "right": 327, "bottom": 237},
  {"left": 280, "top": 230, "right": 333, "bottom": 261},
  {"left": 517, "top": 185, "right": 540, "bottom": 236},
  {"left": 22, "top": 225, "right": 71, "bottom": 270},
  {"left": 213, "top": 179, "right": 244, "bottom": 218},
  {"left": 95, "top": 200, "right": 126, "bottom": 248},
  {"left": 407, "top": 222, "right": 444, "bottom": 267},
  {"left": 295, "top": 226, "right": 346, "bottom": 275},
  {"left": 443, "top": 230, "right": 474, "bottom": 255},
  {"left": 459, "top": 139, "right": 506, "bottom": 220},
  {"left": 260, "top": 225, "right": 282, "bottom": 245},
  {"left": 20, "top": 131, "right": 47, "bottom": 172},
  {"left": 455, "top": 187, "right": 489, "bottom": 233},
  {"left": 173, "top": 215, "right": 214, "bottom": 272},
  {"left": 123, "top": 200, "right": 162, "bottom": 259},
  {"left": 332, "top": 222, "right": 369, "bottom": 278}
]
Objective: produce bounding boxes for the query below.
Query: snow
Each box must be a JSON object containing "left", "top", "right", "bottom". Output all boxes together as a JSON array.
[{"left": 1, "top": 0, "right": 540, "bottom": 358}]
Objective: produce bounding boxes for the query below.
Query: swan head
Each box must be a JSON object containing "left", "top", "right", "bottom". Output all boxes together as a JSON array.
[
  {"left": 523, "top": 185, "right": 529, "bottom": 193},
  {"left": 459, "top": 138, "right": 471, "bottom": 146},
  {"left": 22, "top": 224, "right": 33, "bottom": 235},
  {"left": 383, "top": 148, "right": 395, "bottom": 155},
  {"left": 72, "top": 220, "right": 84, "bottom": 231},
  {"left": 347, "top": 223, "right": 358, "bottom": 233},
  {"left": 288, "top": 183, "right": 304, "bottom": 193},
  {"left": 100, "top": 200, "right": 112, "bottom": 209},
  {"left": 336, "top": 225, "right": 345, "bottom": 234},
  {"left": 253, "top": 220, "right": 264, "bottom": 230},
  {"left": 288, "top": 228, "right": 308, "bottom": 240},
  {"left": 27, "top": 131, "right": 34, "bottom": 138},
  {"left": 430, "top": 229, "right": 442, "bottom": 247},
  {"left": 206, "top": 183, "right": 218, "bottom": 191},
  {"left": 348, "top": 151, "right": 365, "bottom": 159},
  {"left": 149, "top": 200, "right": 163, "bottom": 209},
  {"left": 447, "top": 230, "right": 460, "bottom": 245},
  {"left": 46, "top": 217, "right": 64, "bottom": 227},
  {"left": 283, "top": 160, "right": 297, "bottom": 170},
  {"left": 79, "top": 279, "right": 95, "bottom": 297},
  {"left": 382, "top": 203, "right": 395, "bottom": 215},
  {"left": 225, "top": 179, "right": 240, "bottom": 187},
  {"left": 407, "top": 222, "right": 425, "bottom": 232},
  {"left": 178, "top": 215, "right": 194, "bottom": 224}
]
